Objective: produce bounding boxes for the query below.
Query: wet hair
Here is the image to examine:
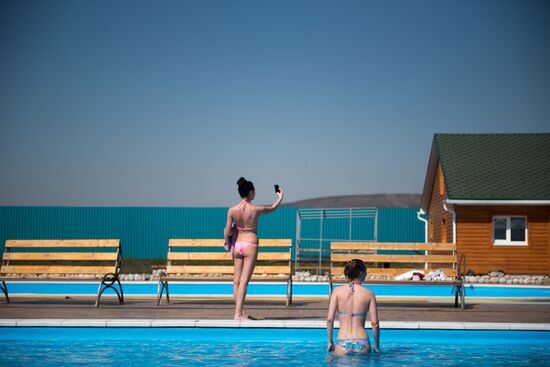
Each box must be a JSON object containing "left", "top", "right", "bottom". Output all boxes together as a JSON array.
[
  {"left": 344, "top": 259, "right": 367, "bottom": 281},
  {"left": 237, "top": 177, "right": 255, "bottom": 198}
]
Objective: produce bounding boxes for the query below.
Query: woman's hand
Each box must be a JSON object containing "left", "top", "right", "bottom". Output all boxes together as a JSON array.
[
  {"left": 327, "top": 341, "right": 334, "bottom": 352},
  {"left": 374, "top": 346, "right": 380, "bottom": 353},
  {"left": 276, "top": 187, "right": 284, "bottom": 199}
]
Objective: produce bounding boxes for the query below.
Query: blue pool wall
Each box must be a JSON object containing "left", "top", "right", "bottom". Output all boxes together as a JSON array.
[
  {"left": 0, "top": 206, "right": 425, "bottom": 259},
  {"left": 1, "top": 328, "right": 549, "bottom": 345}
]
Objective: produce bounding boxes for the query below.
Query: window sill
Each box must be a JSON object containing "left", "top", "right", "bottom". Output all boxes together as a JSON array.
[{"left": 492, "top": 242, "right": 528, "bottom": 247}]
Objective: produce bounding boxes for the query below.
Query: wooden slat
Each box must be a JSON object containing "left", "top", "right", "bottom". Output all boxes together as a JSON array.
[
  {"left": 5, "top": 240, "right": 120, "bottom": 248},
  {"left": 169, "top": 239, "right": 223, "bottom": 247},
  {"left": 168, "top": 252, "right": 291, "bottom": 261},
  {"left": 169, "top": 239, "right": 291, "bottom": 247},
  {"left": 330, "top": 254, "right": 457, "bottom": 263},
  {"left": 167, "top": 265, "right": 290, "bottom": 275},
  {"left": 168, "top": 252, "right": 232, "bottom": 261},
  {"left": 331, "top": 267, "right": 457, "bottom": 277},
  {"left": 1, "top": 275, "right": 103, "bottom": 280},
  {"left": 3, "top": 252, "right": 118, "bottom": 261},
  {"left": 0, "top": 265, "right": 116, "bottom": 274},
  {"left": 331, "top": 242, "right": 456, "bottom": 251},
  {"left": 333, "top": 279, "right": 461, "bottom": 285}
]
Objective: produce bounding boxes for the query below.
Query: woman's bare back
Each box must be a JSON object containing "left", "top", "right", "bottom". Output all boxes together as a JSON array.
[
  {"left": 334, "top": 284, "right": 375, "bottom": 339},
  {"left": 229, "top": 201, "right": 260, "bottom": 244}
]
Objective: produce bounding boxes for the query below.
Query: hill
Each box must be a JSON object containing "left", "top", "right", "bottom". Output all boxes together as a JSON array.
[{"left": 282, "top": 193, "right": 421, "bottom": 208}]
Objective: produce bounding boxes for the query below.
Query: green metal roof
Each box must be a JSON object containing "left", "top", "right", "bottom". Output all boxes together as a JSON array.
[{"left": 434, "top": 133, "right": 550, "bottom": 201}]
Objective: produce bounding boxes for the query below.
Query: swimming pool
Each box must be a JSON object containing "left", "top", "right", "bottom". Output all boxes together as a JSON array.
[
  {"left": 5, "top": 281, "right": 550, "bottom": 302},
  {"left": 0, "top": 328, "right": 548, "bottom": 366}
]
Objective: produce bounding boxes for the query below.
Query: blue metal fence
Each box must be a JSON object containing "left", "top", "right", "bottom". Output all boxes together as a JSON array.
[{"left": 0, "top": 207, "right": 424, "bottom": 259}]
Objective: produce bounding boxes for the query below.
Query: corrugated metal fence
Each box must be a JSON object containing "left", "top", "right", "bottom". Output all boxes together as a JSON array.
[{"left": 0, "top": 207, "right": 424, "bottom": 259}]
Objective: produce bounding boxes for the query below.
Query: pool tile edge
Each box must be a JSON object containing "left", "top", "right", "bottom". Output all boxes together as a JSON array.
[{"left": 1, "top": 319, "right": 549, "bottom": 331}]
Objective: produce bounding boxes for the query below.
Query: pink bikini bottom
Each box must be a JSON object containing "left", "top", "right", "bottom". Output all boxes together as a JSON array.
[{"left": 234, "top": 241, "right": 258, "bottom": 257}]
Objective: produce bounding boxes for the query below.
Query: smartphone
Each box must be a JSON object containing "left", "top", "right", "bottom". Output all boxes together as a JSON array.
[{"left": 274, "top": 184, "right": 280, "bottom": 193}]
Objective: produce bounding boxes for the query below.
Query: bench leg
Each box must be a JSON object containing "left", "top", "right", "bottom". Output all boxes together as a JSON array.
[
  {"left": 454, "top": 286, "right": 459, "bottom": 308},
  {"left": 0, "top": 280, "right": 9, "bottom": 303},
  {"left": 95, "top": 273, "right": 124, "bottom": 307},
  {"left": 157, "top": 279, "right": 169, "bottom": 306},
  {"left": 460, "top": 284, "right": 465, "bottom": 310},
  {"left": 453, "top": 284, "right": 465, "bottom": 309},
  {"left": 286, "top": 277, "right": 293, "bottom": 306}
]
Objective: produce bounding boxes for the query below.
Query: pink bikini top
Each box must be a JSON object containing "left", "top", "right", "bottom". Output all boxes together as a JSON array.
[{"left": 237, "top": 200, "right": 257, "bottom": 231}]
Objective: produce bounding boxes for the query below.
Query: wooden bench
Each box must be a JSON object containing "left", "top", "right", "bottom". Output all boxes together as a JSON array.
[
  {"left": 157, "top": 239, "right": 293, "bottom": 306},
  {"left": 329, "top": 242, "right": 466, "bottom": 309},
  {"left": 0, "top": 240, "right": 124, "bottom": 307}
]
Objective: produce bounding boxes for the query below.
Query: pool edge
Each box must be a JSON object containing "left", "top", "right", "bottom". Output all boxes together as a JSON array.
[{"left": 0, "top": 319, "right": 548, "bottom": 331}]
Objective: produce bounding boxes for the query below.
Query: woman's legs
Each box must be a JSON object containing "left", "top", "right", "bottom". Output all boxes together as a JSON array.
[
  {"left": 233, "top": 245, "right": 258, "bottom": 320},
  {"left": 233, "top": 255, "right": 243, "bottom": 301}
]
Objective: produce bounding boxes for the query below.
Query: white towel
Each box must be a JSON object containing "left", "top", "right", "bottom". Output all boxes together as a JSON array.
[
  {"left": 426, "top": 269, "right": 451, "bottom": 281},
  {"left": 394, "top": 270, "right": 425, "bottom": 281}
]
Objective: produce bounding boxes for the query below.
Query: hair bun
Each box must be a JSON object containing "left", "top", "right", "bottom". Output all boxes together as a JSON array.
[{"left": 237, "top": 177, "right": 247, "bottom": 187}]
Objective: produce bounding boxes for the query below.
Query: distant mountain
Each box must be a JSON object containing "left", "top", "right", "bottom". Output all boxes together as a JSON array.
[{"left": 282, "top": 194, "right": 421, "bottom": 208}]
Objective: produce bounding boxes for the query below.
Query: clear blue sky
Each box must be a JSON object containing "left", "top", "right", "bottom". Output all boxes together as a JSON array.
[{"left": 1, "top": 0, "right": 549, "bottom": 207}]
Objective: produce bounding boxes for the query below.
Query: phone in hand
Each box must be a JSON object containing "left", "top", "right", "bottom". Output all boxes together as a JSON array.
[{"left": 274, "top": 184, "right": 280, "bottom": 193}]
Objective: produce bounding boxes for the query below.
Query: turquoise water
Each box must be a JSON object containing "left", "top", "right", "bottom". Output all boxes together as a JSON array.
[
  {"left": 5, "top": 281, "right": 550, "bottom": 299},
  {"left": 0, "top": 328, "right": 548, "bottom": 366}
]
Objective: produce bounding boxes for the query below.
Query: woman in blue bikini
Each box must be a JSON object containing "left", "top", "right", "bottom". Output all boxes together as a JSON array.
[
  {"left": 224, "top": 177, "right": 283, "bottom": 320},
  {"left": 327, "top": 259, "right": 380, "bottom": 355}
]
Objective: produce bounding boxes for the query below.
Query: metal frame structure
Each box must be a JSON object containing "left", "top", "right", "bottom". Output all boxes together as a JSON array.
[{"left": 295, "top": 208, "right": 378, "bottom": 274}]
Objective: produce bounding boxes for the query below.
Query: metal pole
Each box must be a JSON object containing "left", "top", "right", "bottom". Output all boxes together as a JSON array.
[
  {"left": 374, "top": 208, "right": 379, "bottom": 242},
  {"left": 295, "top": 210, "right": 301, "bottom": 270},
  {"left": 319, "top": 209, "right": 324, "bottom": 275},
  {"left": 349, "top": 208, "right": 352, "bottom": 241}
]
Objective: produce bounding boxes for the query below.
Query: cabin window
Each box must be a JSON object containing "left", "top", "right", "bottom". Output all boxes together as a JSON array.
[{"left": 493, "top": 216, "right": 527, "bottom": 246}]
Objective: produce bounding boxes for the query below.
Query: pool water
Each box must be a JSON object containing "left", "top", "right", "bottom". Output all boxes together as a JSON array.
[
  {"left": 0, "top": 328, "right": 548, "bottom": 367},
  {"left": 6, "top": 281, "right": 550, "bottom": 299}
]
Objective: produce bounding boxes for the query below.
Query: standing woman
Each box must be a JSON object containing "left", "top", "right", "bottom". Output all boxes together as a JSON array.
[
  {"left": 327, "top": 259, "right": 380, "bottom": 355},
  {"left": 225, "top": 177, "right": 283, "bottom": 320}
]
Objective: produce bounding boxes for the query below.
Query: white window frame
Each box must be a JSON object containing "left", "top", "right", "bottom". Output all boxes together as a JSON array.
[{"left": 492, "top": 216, "right": 528, "bottom": 246}]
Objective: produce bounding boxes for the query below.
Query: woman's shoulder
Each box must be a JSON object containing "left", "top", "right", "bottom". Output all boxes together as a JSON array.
[
  {"left": 334, "top": 284, "right": 349, "bottom": 293},
  {"left": 360, "top": 286, "right": 376, "bottom": 297}
]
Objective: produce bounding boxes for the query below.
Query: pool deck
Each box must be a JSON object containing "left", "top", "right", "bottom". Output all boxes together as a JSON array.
[{"left": 1, "top": 296, "right": 549, "bottom": 329}]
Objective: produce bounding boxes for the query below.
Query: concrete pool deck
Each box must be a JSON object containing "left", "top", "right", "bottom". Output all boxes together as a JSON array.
[{"left": 1, "top": 296, "right": 549, "bottom": 330}]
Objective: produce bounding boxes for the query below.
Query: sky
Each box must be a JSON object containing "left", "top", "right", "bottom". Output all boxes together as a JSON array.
[{"left": 0, "top": 0, "right": 549, "bottom": 207}]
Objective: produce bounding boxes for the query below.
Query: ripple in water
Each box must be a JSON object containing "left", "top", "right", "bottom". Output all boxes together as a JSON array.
[{"left": 1, "top": 340, "right": 549, "bottom": 366}]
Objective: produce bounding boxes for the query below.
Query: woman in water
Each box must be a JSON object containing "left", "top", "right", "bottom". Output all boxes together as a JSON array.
[
  {"left": 327, "top": 259, "right": 380, "bottom": 355},
  {"left": 224, "top": 177, "right": 284, "bottom": 320}
]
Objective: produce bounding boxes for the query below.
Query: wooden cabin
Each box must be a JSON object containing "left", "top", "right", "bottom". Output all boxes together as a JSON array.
[{"left": 419, "top": 134, "right": 550, "bottom": 275}]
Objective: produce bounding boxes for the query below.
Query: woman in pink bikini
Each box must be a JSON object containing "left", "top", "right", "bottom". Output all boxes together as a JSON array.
[
  {"left": 327, "top": 259, "right": 380, "bottom": 355},
  {"left": 224, "top": 177, "right": 284, "bottom": 320}
]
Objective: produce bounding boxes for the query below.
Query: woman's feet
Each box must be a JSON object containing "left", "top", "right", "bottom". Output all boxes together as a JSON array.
[{"left": 234, "top": 313, "right": 256, "bottom": 321}]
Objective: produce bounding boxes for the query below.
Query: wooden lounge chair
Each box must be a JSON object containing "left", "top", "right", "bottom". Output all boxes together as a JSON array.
[
  {"left": 157, "top": 239, "right": 293, "bottom": 306},
  {"left": 0, "top": 239, "right": 123, "bottom": 307},
  {"left": 329, "top": 241, "right": 466, "bottom": 309}
]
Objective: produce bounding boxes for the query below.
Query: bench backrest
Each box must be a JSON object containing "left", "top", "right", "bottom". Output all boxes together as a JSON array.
[
  {"left": 1, "top": 240, "right": 121, "bottom": 278},
  {"left": 330, "top": 242, "right": 458, "bottom": 278},
  {"left": 166, "top": 239, "right": 292, "bottom": 277}
]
